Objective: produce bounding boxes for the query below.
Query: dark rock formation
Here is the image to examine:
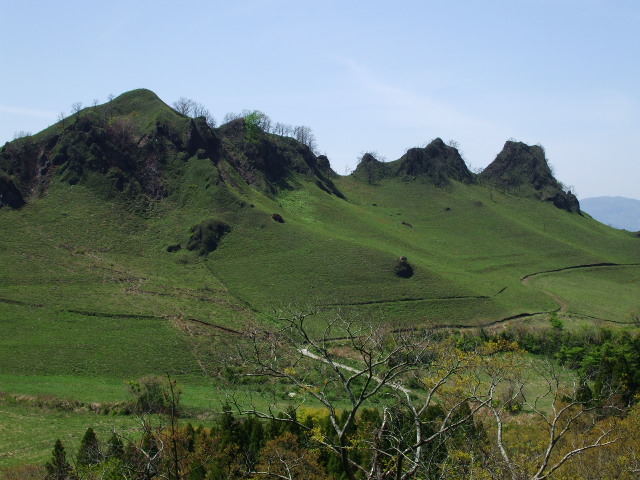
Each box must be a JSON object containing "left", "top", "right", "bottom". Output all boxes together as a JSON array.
[
  {"left": 351, "top": 153, "right": 392, "bottom": 184},
  {"left": 0, "top": 173, "right": 25, "bottom": 208},
  {"left": 480, "top": 141, "right": 580, "bottom": 214},
  {"left": 396, "top": 138, "right": 474, "bottom": 185},
  {"left": 394, "top": 256, "right": 414, "bottom": 278}
]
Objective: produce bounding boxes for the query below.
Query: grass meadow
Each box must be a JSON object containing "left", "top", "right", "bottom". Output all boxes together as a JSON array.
[{"left": 1, "top": 162, "right": 639, "bottom": 468}]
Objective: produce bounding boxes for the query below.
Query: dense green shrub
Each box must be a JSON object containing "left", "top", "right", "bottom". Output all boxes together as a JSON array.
[
  {"left": 394, "top": 256, "right": 414, "bottom": 278},
  {"left": 186, "top": 219, "right": 231, "bottom": 254}
]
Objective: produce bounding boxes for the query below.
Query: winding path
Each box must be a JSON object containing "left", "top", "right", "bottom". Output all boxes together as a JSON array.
[{"left": 518, "top": 262, "right": 640, "bottom": 324}]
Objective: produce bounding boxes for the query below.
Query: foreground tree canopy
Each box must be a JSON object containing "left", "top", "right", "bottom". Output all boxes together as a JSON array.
[{"left": 29, "top": 308, "right": 640, "bottom": 480}]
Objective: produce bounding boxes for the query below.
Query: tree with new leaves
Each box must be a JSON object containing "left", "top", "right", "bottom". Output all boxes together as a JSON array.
[
  {"left": 252, "top": 431, "right": 325, "bottom": 480},
  {"left": 232, "top": 308, "right": 623, "bottom": 480}
]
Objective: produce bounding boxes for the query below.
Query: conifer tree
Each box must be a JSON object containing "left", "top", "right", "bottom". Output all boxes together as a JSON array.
[
  {"left": 106, "top": 433, "right": 125, "bottom": 460},
  {"left": 44, "top": 439, "right": 78, "bottom": 480},
  {"left": 77, "top": 427, "right": 103, "bottom": 466}
]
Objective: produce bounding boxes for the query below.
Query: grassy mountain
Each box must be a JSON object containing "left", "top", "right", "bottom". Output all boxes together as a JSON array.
[
  {"left": 1, "top": 89, "right": 639, "bottom": 466},
  {"left": 1, "top": 88, "right": 638, "bottom": 328}
]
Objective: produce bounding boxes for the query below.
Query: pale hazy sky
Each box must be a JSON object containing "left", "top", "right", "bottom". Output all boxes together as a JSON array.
[{"left": 2, "top": 0, "right": 639, "bottom": 199}]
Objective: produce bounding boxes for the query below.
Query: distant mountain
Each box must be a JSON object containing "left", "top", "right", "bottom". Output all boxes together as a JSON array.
[{"left": 581, "top": 196, "right": 640, "bottom": 231}]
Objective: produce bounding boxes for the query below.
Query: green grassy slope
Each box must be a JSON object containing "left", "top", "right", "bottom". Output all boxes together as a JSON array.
[{"left": 1, "top": 89, "right": 639, "bottom": 468}]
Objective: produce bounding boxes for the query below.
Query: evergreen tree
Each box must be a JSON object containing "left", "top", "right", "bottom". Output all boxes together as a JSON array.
[
  {"left": 77, "top": 427, "right": 103, "bottom": 466},
  {"left": 106, "top": 433, "right": 125, "bottom": 460},
  {"left": 219, "top": 403, "right": 241, "bottom": 446},
  {"left": 44, "top": 439, "right": 78, "bottom": 480}
]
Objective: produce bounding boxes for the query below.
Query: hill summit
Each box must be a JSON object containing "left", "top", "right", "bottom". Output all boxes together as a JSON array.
[
  {"left": 480, "top": 141, "right": 580, "bottom": 213},
  {"left": 0, "top": 88, "right": 342, "bottom": 208},
  {"left": 352, "top": 138, "right": 473, "bottom": 186}
]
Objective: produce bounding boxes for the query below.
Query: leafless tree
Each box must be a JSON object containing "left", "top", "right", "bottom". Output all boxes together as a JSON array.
[
  {"left": 499, "top": 360, "right": 618, "bottom": 480},
  {"left": 292, "top": 125, "right": 317, "bottom": 153},
  {"left": 12, "top": 131, "right": 31, "bottom": 140},
  {"left": 232, "top": 309, "right": 504, "bottom": 480},
  {"left": 223, "top": 112, "right": 242, "bottom": 124},
  {"left": 203, "top": 111, "right": 217, "bottom": 129},
  {"left": 232, "top": 309, "right": 622, "bottom": 480},
  {"left": 172, "top": 97, "right": 216, "bottom": 128},
  {"left": 273, "top": 122, "right": 293, "bottom": 137},
  {"left": 71, "top": 102, "right": 83, "bottom": 116},
  {"left": 172, "top": 97, "right": 193, "bottom": 116}
]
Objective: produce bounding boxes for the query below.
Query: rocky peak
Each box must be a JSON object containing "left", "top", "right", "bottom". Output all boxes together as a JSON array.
[
  {"left": 396, "top": 138, "right": 474, "bottom": 185},
  {"left": 481, "top": 141, "right": 580, "bottom": 213}
]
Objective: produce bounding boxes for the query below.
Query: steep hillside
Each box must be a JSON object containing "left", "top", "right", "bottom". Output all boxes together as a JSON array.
[
  {"left": 1, "top": 90, "right": 638, "bottom": 327},
  {"left": 0, "top": 89, "right": 341, "bottom": 208}
]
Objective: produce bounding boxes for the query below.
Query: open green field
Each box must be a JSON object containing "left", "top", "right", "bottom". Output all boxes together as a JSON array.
[{"left": 527, "top": 264, "right": 640, "bottom": 322}]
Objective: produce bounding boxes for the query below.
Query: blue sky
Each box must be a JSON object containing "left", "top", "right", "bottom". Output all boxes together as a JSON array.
[{"left": 2, "top": 0, "right": 639, "bottom": 199}]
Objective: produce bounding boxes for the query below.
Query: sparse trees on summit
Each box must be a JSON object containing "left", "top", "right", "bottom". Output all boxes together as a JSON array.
[
  {"left": 71, "top": 102, "right": 82, "bottom": 117},
  {"left": 172, "top": 97, "right": 217, "bottom": 128},
  {"left": 172, "top": 97, "right": 192, "bottom": 116},
  {"left": 292, "top": 125, "right": 317, "bottom": 152},
  {"left": 221, "top": 109, "right": 319, "bottom": 153}
]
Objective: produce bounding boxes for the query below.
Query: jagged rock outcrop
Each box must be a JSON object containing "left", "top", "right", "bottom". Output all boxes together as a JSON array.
[
  {"left": 396, "top": 138, "right": 474, "bottom": 185},
  {"left": 351, "top": 138, "right": 473, "bottom": 186},
  {"left": 216, "top": 118, "right": 344, "bottom": 197},
  {"left": 187, "top": 219, "right": 231, "bottom": 255},
  {"left": 351, "top": 153, "right": 392, "bottom": 184},
  {"left": 480, "top": 141, "right": 580, "bottom": 213}
]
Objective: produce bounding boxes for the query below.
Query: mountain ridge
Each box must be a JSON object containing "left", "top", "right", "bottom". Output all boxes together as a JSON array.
[
  {"left": 2, "top": 88, "right": 578, "bottom": 214},
  {"left": 2, "top": 88, "right": 637, "bottom": 329}
]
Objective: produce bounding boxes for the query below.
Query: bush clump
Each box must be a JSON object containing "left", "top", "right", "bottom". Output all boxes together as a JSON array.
[
  {"left": 127, "top": 375, "right": 182, "bottom": 415},
  {"left": 394, "top": 256, "right": 414, "bottom": 278},
  {"left": 187, "top": 219, "right": 231, "bottom": 254}
]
